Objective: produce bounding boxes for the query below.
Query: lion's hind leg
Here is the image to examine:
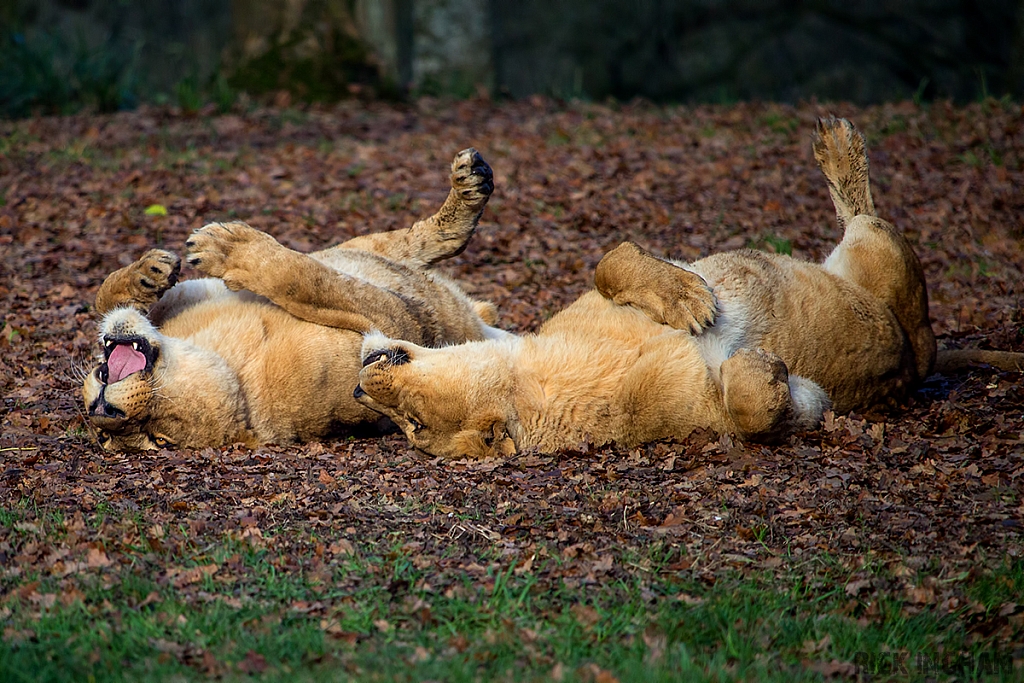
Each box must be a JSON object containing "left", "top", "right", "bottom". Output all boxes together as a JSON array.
[
  {"left": 721, "top": 348, "right": 828, "bottom": 441},
  {"left": 815, "top": 117, "right": 935, "bottom": 381},
  {"left": 333, "top": 148, "right": 494, "bottom": 267},
  {"left": 813, "top": 116, "right": 875, "bottom": 226}
]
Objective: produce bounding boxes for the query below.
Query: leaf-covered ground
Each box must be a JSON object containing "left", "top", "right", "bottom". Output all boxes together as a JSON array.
[{"left": 1, "top": 99, "right": 1023, "bottom": 680}]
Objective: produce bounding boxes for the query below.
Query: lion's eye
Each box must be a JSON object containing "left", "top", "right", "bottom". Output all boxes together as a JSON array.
[
  {"left": 151, "top": 434, "right": 175, "bottom": 448},
  {"left": 408, "top": 418, "right": 425, "bottom": 433}
]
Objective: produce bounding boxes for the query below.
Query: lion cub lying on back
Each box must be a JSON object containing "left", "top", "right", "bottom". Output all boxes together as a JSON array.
[
  {"left": 353, "top": 118, "right": 1018, "bottom": 458},
  {"left": 82, "top": 149, "right": 505, "bottom": 451}
]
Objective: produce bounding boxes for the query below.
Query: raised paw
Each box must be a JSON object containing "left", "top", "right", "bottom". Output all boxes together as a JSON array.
[
  {"left": 658, "top": 275, "right": 716, "bottom": 334},
  {"left": 185, "top": 221, "right": 280, "bottom": 291},
  {"left": 94, "top": 249, "right": 181, "bottom": 315},
  {"left": 450, "top": 148, "right": 494, "bottom": 207},
  {"left": 812, "top": 116, "right": 874, "bottom": 225},
  {"left": 595, "top": 242, "right": 716, "bottom": 334},
  {"left": 132, "top": 249, "right": 181, "bottom": 299},
  {"left": 94, "top": 248, "right": 182, "bottom": 315}
]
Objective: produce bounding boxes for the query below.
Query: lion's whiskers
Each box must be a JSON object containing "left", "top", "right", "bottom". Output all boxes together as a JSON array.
[{"left": 57, "top": 353, "right": 97, "bottom": 387}]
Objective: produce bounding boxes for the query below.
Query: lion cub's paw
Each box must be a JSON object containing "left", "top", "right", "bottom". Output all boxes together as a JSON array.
[
  {"left": 130, "top": 249, "right": 181, "bottom": 302},
  {"left": 185, "top": 222, "right": 279, "bottom": 290},
  {"left": 660, "top": 278, "right": 717, "bottom": 334},
  {"left": 595, "top": 242, "right": 716, "bottom": 334},
  {"left": 450, "top": 148, "right": 494, "bottom": 207}
]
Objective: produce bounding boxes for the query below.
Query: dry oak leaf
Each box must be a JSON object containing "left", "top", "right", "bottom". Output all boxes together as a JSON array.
[
  {"left": 169, "top": 564, "right": 218, "bottom": 588},
  {"left": 571, "top": 604, "right": 601, "bottom": 629},
  {"left": 906, "top": 586, "right": 935, "bottom": 605},
  {"left": 86, "top": 547, "right": 112, "bottom": 569},
  {"left": 805, "top": 659, "right": 858, "bottom": 678},
  {"left": 577, "top": 663, "right": 620, "bottom": 683},
  {"left": 328, "top": 539, "right": 355, "bottom": 556},
  {"left": 237, "top": 650, "right": 268, "bottom": 674}
]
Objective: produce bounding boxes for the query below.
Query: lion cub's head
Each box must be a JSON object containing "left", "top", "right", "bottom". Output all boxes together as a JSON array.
[
  {"left": 354, "top": 333, "right": 519, "bottom": 459},
  {"left": 82, "top": 308, "right": 252, "bottom": 451}
]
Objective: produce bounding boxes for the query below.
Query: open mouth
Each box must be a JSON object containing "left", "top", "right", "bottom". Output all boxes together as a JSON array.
[{"left": 99, "top": 335, "right": 158, "bottom": 384}]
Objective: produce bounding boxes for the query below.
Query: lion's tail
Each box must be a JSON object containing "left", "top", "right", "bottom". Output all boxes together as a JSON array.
[
  {"left": 934, "top": 349, "right": 1024, "bottom": 374},
  {"left": 812, "top": 116, "right": 875, "bottom": 228}
]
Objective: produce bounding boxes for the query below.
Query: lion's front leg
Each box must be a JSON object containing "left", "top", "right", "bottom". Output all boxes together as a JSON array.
[
  {"left": 334, "top": 148, "right": 494, "bottom": 267},
  {"left": 94, "top": 249, "right": 181, "bottom": 316},
  {"left": 594, "top": 242, "right": 716, "bottom": 334},
  {"left": 186, "top": 222, "right": 419, "bottom": 335}
]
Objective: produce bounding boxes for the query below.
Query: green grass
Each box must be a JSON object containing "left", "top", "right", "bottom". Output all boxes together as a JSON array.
[
  {"left": 758, "top": 111, "right": 799, "bottom": 136},
  {"left": 751, "top": 234, "right": 793, "bottom": 256},
  {"left": 2, "top": 522, "right": 1020, "bottom": 681},
  {"left": 0, "top": 27, "right": 139, "bottom": 118}
]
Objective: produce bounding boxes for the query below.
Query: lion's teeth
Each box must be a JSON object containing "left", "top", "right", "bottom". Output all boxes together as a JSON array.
[{"left": 132, "top": 342, "right": 139, "bottom": 351}]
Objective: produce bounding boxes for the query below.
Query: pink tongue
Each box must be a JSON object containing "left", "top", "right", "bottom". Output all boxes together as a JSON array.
[{"left": 108, "top": 344, "right": 147, "bottom": 383}]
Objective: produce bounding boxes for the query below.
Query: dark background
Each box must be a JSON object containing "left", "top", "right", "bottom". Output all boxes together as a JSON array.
[{"left": 1, "top": 0, "right": 1023, "bottom": 118}]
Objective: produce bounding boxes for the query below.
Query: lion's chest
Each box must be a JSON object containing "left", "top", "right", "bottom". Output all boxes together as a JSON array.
[
  {"left": 162, "top": 299, "right": 367, "bottom": 440},
  {"left": 520, "top": 293, "right": 681, "bottom": 447}
]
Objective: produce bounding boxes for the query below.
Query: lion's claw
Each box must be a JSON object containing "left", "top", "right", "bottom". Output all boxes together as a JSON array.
[{"left": 662, "top": 283, "right": 717, "bottom": 334}]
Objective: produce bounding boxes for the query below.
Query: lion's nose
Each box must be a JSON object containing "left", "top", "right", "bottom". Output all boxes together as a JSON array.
[
  {"left": 88, "top": 388, "right": 126, "bottom": 419},
  {"left": 353, "top": 384, "right": 366, "bottom": 399}
]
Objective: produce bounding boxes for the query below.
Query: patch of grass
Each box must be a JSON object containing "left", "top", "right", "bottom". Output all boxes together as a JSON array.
[
  {"left": 752, "top": 234, "right": 792, "bottom": 256},
  {"left": 386, "top": 192, "right": 407, "bottom": 212},
  {"left": 547, "top": 129, "right": 572, "bottom": 146},
  {"left": 758, "top": 111, "right": 798, "bottom": 135},
  {"left": 966, "top": 559, "right": 1024, "bottom": 608},
  {"left": 879, "top": 114, "right": 909, "bottom": 138},
  {"left": 174, "top": 75, "right": 203, "bottom": 114},
  {"left": 0, "top": 28, "right": 139, "bottom": 118},
  {"left": 340, "top": 191, "right": 372, "bottom": 212},
  {"left": 2, "top": 523, "right": 1020, "bottom": 681},
  {"left": 45, "top": 137, "right": 97, "bottom": 167},
  {"left": 0, "top": 127, "right": 37, "bottom": 156},
  {"left": 959, "top": 143, "right": 1005, "bottom": 169},
  {"left": 976, "top": 257, "right": 996, "bottom": 277},
  {"left": 912, "top": 77, "right": 931, "bottom": 106},
  {"left": 415, "top": 69, "right": 481, "bottom": 100},
  {"left": 210, "top": 72, "right": 237, "bottom": 114},
  {"left": 0, "top": 506, "right": 22, "bottom": 528}
]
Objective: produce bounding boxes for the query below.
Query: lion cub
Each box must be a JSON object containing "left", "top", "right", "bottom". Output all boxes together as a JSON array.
[
  {"left": 83, "top": 149, "right": 507, "bottom": 451},
  {"left": 353, "top": 118, "right": 950, "bottom": 458}
]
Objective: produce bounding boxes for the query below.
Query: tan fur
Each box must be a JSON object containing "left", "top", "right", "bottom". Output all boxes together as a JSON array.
[
  {"left": 354, "top": 118, "right": 1020, "bottom": 458},
  {"left": 82, "top": 149, "right": 504, "bottom": 451}
]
